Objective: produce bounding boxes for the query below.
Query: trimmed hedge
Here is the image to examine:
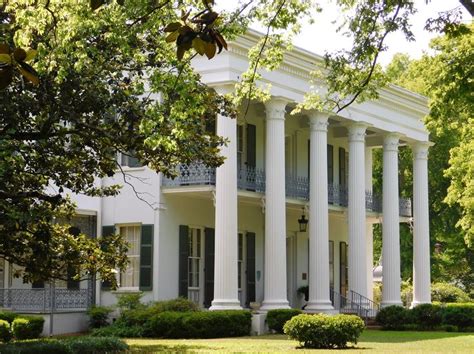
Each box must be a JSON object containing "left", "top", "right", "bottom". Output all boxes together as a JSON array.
[
  {"left": 91, "top": 323, "right": 145, "bottom": 338},
  {"left": 11, "top": 316, "right": 44, "bottom": 340},
  {"left": 284, "top": 314, "right": 365, "bottom": 349},
  {"left": 410, "top": 303, "right": 442, "bottom": 329},
  {"left": 442, "top": 303, "right": 474, "bottom": 329},
  {"left": 0, "top": 336, "right": 128, "bottom": 353},
  {"left": 0, "top": 319, "right": 11, "bottom": 342},
  {"left": 146, "top": 310, "right": 252, "bottom": 338},
  {"left": 86, "top": 305, "right": 113, "bottom": 329},
  {"left": 0, "top": 312, "right": 18, "bottom": 324},
  {"left": 376, "top": 305, "right": 409, "bottom": 330},
  {"left": 266, "top": 309, "right": 302, "bottom": 333}
]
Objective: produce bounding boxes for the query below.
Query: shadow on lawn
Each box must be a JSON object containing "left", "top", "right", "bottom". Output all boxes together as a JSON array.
[
  {"left": 361, "top": 330, "right": 473, "bottom": 343},
  {"left": 128, "top": 344, "right": 214, "bottom": 353}
]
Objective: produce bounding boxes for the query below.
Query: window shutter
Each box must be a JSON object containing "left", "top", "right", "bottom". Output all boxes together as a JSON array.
[
  {"left": 339, "top": 147, "right": 346, "bottom": 187},
  {"left": 178, "top": 225, "right": 189, "bottom": 298},
  {"left": 327, "top": 144, "right": 334, "bottom": 185},
  {"left": 246, "top": 232, "right": 256, "bottom": 306},
  {"left": 139, "top": 225, "right": 153, "bottom": 291},
  {"left": 339, "top": 241, "right": 348, "bottom": 297},
  {"left": 246, "top": 124, "right": 257, "bottom": 168},
  {"left": 204, "top": 228, "right": 215, "bottom": 308},
  {"left": 101, "top": 225, "right": 115, "bottom": 290}
]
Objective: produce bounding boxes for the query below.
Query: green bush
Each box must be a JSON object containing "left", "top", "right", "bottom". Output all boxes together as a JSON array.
[
  {"left": 284, "top": 314, "right": 365, "bottom": 349},
  {"left": 442, "top": 303, "right": 474, "bottom": 328},
  {"left": 146, "top": 310, "right": 251, "bottom": 338},
  {"left": 0, "top": 312, "right": 18, "bottom": 324},
  {"left": 11, "top": 316, "right": 44, "bottom": 340},
  {"left": 410, "top": 304, "right": 442, "bottom": 329},
  {"left": 86, "top": 305, "right": 113, "bottom": 328},
  {"left": 0, "top": 319, "right": 11, "bottom": 342},
  {"left": 91, "top": 323, "right": 145, "bottom": 338},
  {"left": 0, "top": 336, "right": 128, "bottom": 353},
  {"left": 376, "top": 305, "right": 410, "bottom": 330},
  {"left": 150, "top": 297, "right": 200, "bottom": 313},
  {"left": 116, "top": 292, "right": 144, "bottom": 311},
  {"left": 431, "top": 283, "right": 471, "bottom": 303},
  {"left": 266, "top": 309, "right": 302, "bottom": 333}
]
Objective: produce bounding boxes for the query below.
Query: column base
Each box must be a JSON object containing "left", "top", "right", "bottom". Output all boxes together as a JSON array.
[
  {"left": 410, "top": 300, "right": 431, "bottom": 309},
  {"left": 260, "top": 300, "right": 290, "bottom": 311},
  {"left": 209, "top": 299, "right": 242, "bottom": 311},
  {"left": 305, "top": 300, "right": 337, "bottom": 314},
  {"left": 381, "top": 300, "right": 403, "bottom": 308}
]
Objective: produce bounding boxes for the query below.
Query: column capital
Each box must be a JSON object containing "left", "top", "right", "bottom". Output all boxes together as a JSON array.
[
  {"left": 347, "top": 122, "right": 370, "bottom": 143},
  {"left": 383, "top": 133, "right": 402, "bottom": 152},
  {"left": 412, "top": 142, "right": 431, "bottom": 160},
  {"left": 309, "top": 112, "right": 329, "bottom": 132},
  {"left": 265, "top": 97, "right": 289, "bottom": 121}
]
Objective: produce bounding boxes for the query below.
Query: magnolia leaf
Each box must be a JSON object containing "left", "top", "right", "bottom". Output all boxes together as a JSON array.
[
  {"left": 177, "top": 45, "right": 186, "bottom": 61},
  {"left": 0, "top": 43, "right": 10, "bottom": 54},
  {"left": 25, "top": 49, "right": 37, "bottom": 62},
  {"left": 204, "top": 41, "right": 216, "bottom": 60},
  {"left": 192, "top": 37, "right": 206, "bottom": 56},
  {"left": 19, "top": 62, "right": 39, "bottom": 85},
  {"left": 0, "top": 66, "right": 13, "bottom": 90},
  {"left": 166, "top": 30, "right": 180, "bottom": 43},
  {"left": 214, "top": 32, "right": 227, "bottom": 51},
  {"left": 13, "top": 48, "right": 27, "bottom": 62},
  {"left": 0, "top": 54, "right": 11, "bottom": 64},
  {"left": 164, "top": 22, "right": 182, "bottom": 33}
]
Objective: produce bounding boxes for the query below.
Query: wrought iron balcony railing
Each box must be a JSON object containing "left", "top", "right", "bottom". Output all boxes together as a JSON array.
[
  {"left": 0, "top": 288, "right": 93, "bottom": 312},
  {"left": 162, "top": 163, "right": 412, "bottom": 217}
]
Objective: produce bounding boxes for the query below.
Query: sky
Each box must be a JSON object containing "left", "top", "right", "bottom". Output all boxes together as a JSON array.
[{"left": 217, "top": 0, "right": 470, "bottom": 66}]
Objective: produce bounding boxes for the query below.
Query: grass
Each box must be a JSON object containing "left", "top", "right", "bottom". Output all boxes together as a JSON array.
[{"left": 126, "top": 330, "right": 474, "bottom": 353}]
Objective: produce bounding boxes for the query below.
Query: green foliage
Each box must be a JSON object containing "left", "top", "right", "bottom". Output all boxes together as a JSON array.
[
  {"left": 431, "top": 282, "right": 471, "bottom": 303},
  {"left": 0, "top": 312, "right": 18, "bottom": 324},
  {"left": 376, "top": 306, "right": 410, "bottom": 330},
  {"left": 11, "top": 316, "right": 44, "bottom": 340},
  {"left": 410, "top": 304, "right": 443, "bottom": 329},
  {"left": 145, "top": 311, "right": 252, "bottom": 339},
  {"left": 150, "top": 298, "right": 200, "bottom": 313},
  {"left": 0, "top": 320, "right": 11, "bottom": 343},
  {"left": 86, "top": 306, "right": 113, "bottom": 329},
  {"left": 116, "top": 292, "right": 144, "bottom": 311},
  {"left": 91, "top": 323, "right": 145, "bottom": 338},
  {"left": 266, "top": 309, "right": 302, "bottom": 333},
  {"left": 442, "top": 303, "right": 474, "bottom": 329},
  {"left": 283, "top": 314, "right": 365, "bottom": 349},
  {"left": 0, "top": 336, "right": 128, "bottom": 353},
  {"left": 297, "top": 286, "right": 309, "bottom": 301}
]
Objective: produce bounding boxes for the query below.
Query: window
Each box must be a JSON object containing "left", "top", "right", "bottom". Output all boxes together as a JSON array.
[
  {"left": 329, "top": 241, "right": 334, "bottom": 289},
  {"left": 120, "top": 225, "right": 141, "bottom": 288},
  {"left": 188, "top": 228, "right": 201, "bottom": 288},
  {"left": 120, "top": 151, "right": 142, "bottom": 168}
]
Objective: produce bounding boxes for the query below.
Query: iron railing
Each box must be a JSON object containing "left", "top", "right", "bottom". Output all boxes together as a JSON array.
[
  {"left": 330, "top": 288, "right": 370, "bottom": 322},
  {"left": 349, "top": 290, "right": 380, "bottom": 318},
  {"left": 0, "top": 288, "right": 93, "bottom": 312},
  {"left": 163, "top": 163, "right": 412, "bottom": 216}
]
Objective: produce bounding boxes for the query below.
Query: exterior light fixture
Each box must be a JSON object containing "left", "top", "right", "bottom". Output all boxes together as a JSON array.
[{"left": 298, "top": 208, "right": 308, "bottom": 232}]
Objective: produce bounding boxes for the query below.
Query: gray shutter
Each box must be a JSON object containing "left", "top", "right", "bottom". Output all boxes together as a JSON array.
[
  {"left": 139, "top": 225, "right": 153, "bottom": 291},
  {"left": 340, "top": 242, "right": 348, "bottom": 297},
  {"left": 246, "top": 124, "right": 256, "bottom": 168},
  {"left": 246, "top": 232, "right": 256, "bottom": 306},
  {"left": 101, "top": 225, "right": 115, "bottom": 290},
  {"left": 339, "top": 147, "right": 346, "bottom": 187},
  {"left": 327, "top": 144, "right": 334, "bottom": 185},
  {"left": 178, "top": 225, "right": 189, "bottom": 298},
  {"left": 204, "top": 228, "right": 215, "bottom": 308}
]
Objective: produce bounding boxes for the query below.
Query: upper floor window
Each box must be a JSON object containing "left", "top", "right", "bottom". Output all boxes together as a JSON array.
[{"left": 120, "top": 151, "right": 142, "bottom": 168}]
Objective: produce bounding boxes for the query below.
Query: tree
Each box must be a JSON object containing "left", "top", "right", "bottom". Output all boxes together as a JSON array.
[{"left": 375, "top": 24, "right": 474, "bottom": 290}]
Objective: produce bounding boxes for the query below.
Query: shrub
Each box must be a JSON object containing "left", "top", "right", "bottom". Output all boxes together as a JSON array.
[
  {"left": 431, "top": 283, "right": 470, "bottom": 303},
  {"left": 150, "top": 297, "right": 200, "bottom": 313},
  {"left": 86, "top": 305, "right": 113, "bottom": 328},
  {"left": 146, "top": 310, "right": 251, "bottom": 338},
  {"left": 0, "top": 312, "right": 18, "bottom": 324},
  {"left": 116, "top": 292, "right": 144, "bottom": 311},
  {"left": 376, "top": 305, "right": 409, "bottom": 330},
  {"left": 0, "top": 319, "right": 11, "bottom": 342},
  {"left": 284, "top": 314, "right": 365, "bottom": 349},
  {"left": 411, "top": 304, "right": 442, "bottom": 329},
  {"left": 266, "top": 309, "right": 302, "bottom": 333},
  {"left": 12, "top": 316, "right": 44, "bottom": 340},
  {"left": 0, "top": 336, "right": 128, "bottom": 354},
  {"left": 297, "top": 286, "right": 309, "bottom": 301},
  {"left": 442, "top": 303, "right": 474, "bottom": 328},
  {"left": 91, "top": 323, "right": 145, "bottom": 338}
]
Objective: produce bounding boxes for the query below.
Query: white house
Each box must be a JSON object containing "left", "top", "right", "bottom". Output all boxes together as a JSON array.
[{"left": 0, "top": 31, "right": 432, "bottom": 334}]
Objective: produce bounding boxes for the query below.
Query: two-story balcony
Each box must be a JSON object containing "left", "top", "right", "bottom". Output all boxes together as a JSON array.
[{"left": 162, "top": 163, "right": 412, "bottom": 217}]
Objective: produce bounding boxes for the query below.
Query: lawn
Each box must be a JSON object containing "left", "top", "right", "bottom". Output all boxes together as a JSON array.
[{"left": 126, "top": 330, "right": 474, "bottom": 353}]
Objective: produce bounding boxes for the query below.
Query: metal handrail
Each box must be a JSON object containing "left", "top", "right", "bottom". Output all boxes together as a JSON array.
[
  {"left": 330, "top": 287, "right": 370, "bottom": 323},
  {"left": 349, "top": 290, "right": 380, "bottom": 319}
]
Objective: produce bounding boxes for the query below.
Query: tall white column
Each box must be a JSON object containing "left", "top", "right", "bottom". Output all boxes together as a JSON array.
[
  {"left": 210, "top": 89, "right": 241, "bottom": 310},
  {"left": 411, "top": 142, "right": 431, "bottom": 307},
  {"left": 347, "top": 123, "right": 369, "bottom": 298},
  {"left": 261, "top": 97, "right": 290, "bottom": 311},
  {"left": 381, "top": 133, "right": 402, "bottom": 307},
  {"left": 306, "top": 112, "right": 334, "bottom": 312},
  {"left": 365, "top": 148, "right": 374, "bottom": 300}
]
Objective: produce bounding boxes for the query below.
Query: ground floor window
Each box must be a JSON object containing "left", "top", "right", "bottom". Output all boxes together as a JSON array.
[
  {"left": 188, "top": 228, "right": 201, "bottom": 288},
  {"left": 120, "top": 225, "right": 141, "bottom": 288}
]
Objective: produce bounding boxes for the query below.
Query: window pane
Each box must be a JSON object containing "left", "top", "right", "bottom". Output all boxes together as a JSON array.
[{"left": 120, "top": 226, "right": 141, "bottom": 288}]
